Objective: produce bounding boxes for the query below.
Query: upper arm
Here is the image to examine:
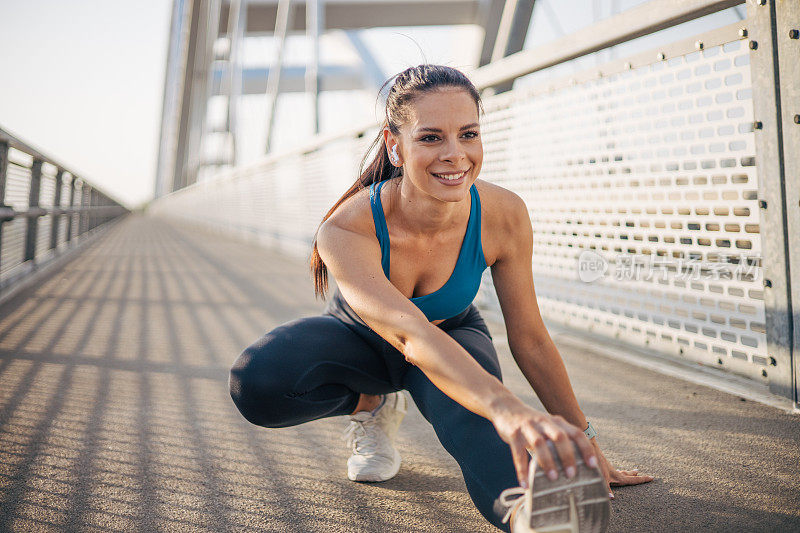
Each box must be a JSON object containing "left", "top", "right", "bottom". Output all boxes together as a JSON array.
[
  {"left": 316, "top": 220, "right": 431, "bottom": 352},
  {"left": 489, "top": 192, "right": 553, "bottom": 354}
]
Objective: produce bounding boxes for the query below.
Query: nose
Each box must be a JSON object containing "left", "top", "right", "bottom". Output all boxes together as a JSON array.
[{"left": 439, "top": 136, "right": 466, "bottom": 163}]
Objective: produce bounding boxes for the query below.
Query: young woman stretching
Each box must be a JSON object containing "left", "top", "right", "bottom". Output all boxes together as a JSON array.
[{"left": 229, "top": 64, "right": 653, "bottom": 532}]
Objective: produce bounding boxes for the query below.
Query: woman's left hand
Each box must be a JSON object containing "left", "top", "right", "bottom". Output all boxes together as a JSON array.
[{"left": 590, "top": 438, "right": 654, "bottom": 499}]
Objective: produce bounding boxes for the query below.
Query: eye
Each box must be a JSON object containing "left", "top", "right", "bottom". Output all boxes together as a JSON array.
[
  {"left": 420, "top": 135, "right": 439, "bottom": 142},
  {"left": 464, "top": 131, "right": 480, "bottom": 139}
]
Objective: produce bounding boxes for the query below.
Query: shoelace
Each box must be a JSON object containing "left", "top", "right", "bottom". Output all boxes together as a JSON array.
[
  {"left": 342, "top": 416, "right": 380, "bottom": 455},
  {"left": 499, "top": 485, "right": 527, "bottom": 525}
]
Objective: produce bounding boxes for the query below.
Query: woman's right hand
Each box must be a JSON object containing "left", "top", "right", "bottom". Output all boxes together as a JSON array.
[{"left": 490, "top": 396, "right": 598, "bottom": 487}]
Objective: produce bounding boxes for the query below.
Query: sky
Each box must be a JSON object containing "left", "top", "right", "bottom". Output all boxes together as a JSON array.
[
  {"left": 0, "top": 1, "right": 172, "bottom": 209},
  {"left": 0, "top": 1, "right": 743, "bottom": 209}
]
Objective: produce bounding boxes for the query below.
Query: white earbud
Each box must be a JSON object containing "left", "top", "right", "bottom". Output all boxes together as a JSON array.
[{"left": 390, "top": 144, "right": 399, "bottom": 164}]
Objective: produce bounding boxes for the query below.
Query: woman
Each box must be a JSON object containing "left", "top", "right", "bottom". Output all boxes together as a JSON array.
[{"left": 229, "top": 64, "right": 653, "bottom": 532}]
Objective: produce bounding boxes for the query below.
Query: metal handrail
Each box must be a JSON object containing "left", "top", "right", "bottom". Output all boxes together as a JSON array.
[
  {"left": 0, "top": 126, "right": 124, "bottom": 205},
  {"left": 0, "top": 127, "right": 74, "bottom": 176},
  {"left": 469, "top": 0, "right": 745, "bottom": 89},
  {"left": 0, "top": 205, "right": 127, "bottom": 223},
  {"left": 0, "top": 124, "right": 129, "bottom": 294}
]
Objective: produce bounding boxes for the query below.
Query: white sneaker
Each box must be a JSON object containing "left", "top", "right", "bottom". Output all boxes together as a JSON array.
[
  {"left": 500, "top": 441, "right": 610, "bottom": 533},
  {"left": 342, "top": 391, "right": 408, "bottom": 482}
]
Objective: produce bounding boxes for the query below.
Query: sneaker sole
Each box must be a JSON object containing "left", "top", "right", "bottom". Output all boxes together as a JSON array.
[
  {"left": 347, "top": 447, "right": 401, "bottom": 482},
  {"left": 526, "top": 441, "right": 610, "bottom": 532}
]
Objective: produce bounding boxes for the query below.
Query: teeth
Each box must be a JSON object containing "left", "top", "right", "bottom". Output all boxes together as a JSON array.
[{"left": 434, "top": 171, "right": 466, "bottom": 181}]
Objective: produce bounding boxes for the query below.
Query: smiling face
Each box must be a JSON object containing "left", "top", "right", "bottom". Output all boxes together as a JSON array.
[{"left": 384, "top": 86, "right": 482, "bottom": 202}]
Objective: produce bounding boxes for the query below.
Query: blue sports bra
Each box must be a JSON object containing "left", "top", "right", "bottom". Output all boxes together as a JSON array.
[{"left": 369, "top": 179, "right": 488, "bottom": 321}]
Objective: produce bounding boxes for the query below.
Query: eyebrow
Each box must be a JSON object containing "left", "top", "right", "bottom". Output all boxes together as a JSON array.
[{"left": 415, "top": 123, "right": 480, "bottom": 133}]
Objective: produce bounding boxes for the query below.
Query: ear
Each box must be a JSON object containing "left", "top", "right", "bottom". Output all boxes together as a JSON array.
[{"left": 383, "top": 127, "right": 401, "bottom": 166}]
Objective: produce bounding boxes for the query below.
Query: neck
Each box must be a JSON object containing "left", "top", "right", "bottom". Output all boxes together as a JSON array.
[{"left": 388, "top": 177, "right": 471, "bottom": 238}]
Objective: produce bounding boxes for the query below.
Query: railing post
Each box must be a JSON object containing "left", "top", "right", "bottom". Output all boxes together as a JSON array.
[
  {"left": 50, "top": 169, "right": 63, "bottom": 251},
  {"left": 0, "top": 141, "right": 7, "bottom": 203},
  {"left": 0, "top": 141, "right": 8, "bottom": 273},
  {"left": 86, "top": 188, "right": 91, "bottom": 232},
  {"left": 101, "top": 193, "right": 108, "bottom": 226},
  {"left": 94, "top": 192, "right": 99, "bottom": 230},
  {"left": 66, "top": 177, "right": 76, "bottom": 243},
  {"left": 0, "top": 126, "right": 128, "bottom": 298},
  {"left": 89, "top": 189, "right": 95, "bottom": 231},
  {"left": 775, "top": 0, "right": 800, "bottom": 407},
  {"left": 748, "top": 0, "right": 794, "bottom": 402},
  {"left": 24, "top": 159, "right": 42, "bottom": 262},
  {"left": 94, "top": 190, "right": 100, "bottom": 230},
  {"left": 86, "top": 185, "right": 92, "bottom": 234},
  {"left": 79, "top": 184, "right": 89, "bottom": 236},
  {"left": 95, "top": 190, "right": 100, "bottom": 230}
]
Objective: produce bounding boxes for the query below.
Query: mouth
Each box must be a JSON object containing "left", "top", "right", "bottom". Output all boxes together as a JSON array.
[{"left": 431, "top": 169, "right": 469, "bottom": 183}]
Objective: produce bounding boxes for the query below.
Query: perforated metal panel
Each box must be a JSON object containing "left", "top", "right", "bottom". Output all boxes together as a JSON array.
[
  {"left": 1, "top": 149, "right": 31, "bottom": 281},
  {"left": 152, "top": 131, "right": 377, "bottom": 257},
  {"left": 475, "top": 32, "right": 767, "bottom": 382},
  {"left": 151, "top": 24, "right": 770, "bottom": 383}
]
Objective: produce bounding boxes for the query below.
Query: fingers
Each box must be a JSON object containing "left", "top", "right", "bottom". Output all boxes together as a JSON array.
[
  {"left": 523, "top": 417, "right": 598, "bottom": 482},
  {"left": 595, "top": 451, "right": 613, "bottom": 498},
  {"left": 509, "top": 433, "right": 532, "bottom": 488},
  {"left": 539, "top": 422, "right": 577, "bottom": 479},
  {"left": 609, "top": 472, "right": 655, "bottom": 486},
  {"left": 550, "top": 416, "right": 597, "bottom": 470},
  {"left": 514, "top": 424, "right": 583, "bottom": 483},
  {"left": 520, "top": 426, "right": 559, "bottom": 481}
]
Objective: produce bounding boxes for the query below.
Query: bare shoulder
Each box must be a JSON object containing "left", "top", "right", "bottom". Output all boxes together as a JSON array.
[
  {"left": 473, "top": 180, "right": 530, "bottom": 264},
  {"left": 320, "top": 185, "right": 375, "bottom": 239},
  {"left": 316, "top": 185, "right": 381, "bottom": 282},
  {"left": 475, "top": 179, "right": 526, "bottom": 215}
]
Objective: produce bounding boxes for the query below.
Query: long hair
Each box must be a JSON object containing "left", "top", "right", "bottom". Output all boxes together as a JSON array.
[{"left": 309, "top": 64, "right": 485, "bottom": 299}]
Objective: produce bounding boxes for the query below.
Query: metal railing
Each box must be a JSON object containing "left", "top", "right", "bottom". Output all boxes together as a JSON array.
[
  {"left": 148, "top": 0, "right": 798, "bottom": 405},
  {"left": 0, "top": 126, "right": 129, "bottom": 297}
]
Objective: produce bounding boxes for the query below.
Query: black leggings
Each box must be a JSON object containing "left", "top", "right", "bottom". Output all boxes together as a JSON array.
[{"left": 229, "top": 288, "right": 518, "bottom": 531}]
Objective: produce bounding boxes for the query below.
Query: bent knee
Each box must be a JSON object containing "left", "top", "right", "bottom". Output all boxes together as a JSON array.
[{"left": 229, "top": 343, "right": 293, "bottom": 428}]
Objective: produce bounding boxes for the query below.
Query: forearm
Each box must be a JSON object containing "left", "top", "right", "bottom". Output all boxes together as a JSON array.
[
  {"left": 404, "top": 325, "right": 523, "bottom": 421},
  {"left": 511, "top": 338, "right": 587, "bottom": 430}
]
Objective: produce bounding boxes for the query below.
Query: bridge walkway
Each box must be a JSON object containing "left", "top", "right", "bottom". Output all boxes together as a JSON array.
[{"left": 0, "top": 214, "right": 797, "bottom": 532}]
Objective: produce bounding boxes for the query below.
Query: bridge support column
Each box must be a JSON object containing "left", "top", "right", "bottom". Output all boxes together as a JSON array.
[
  {"left": 775, "top": 0, "right": 800, "bottom": 408},
  {"left": 306, "top": 0, "right": 324, "bottom": 135},
  {"left": 748, "top": 0, "right": 797, "bottom": 405}
]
